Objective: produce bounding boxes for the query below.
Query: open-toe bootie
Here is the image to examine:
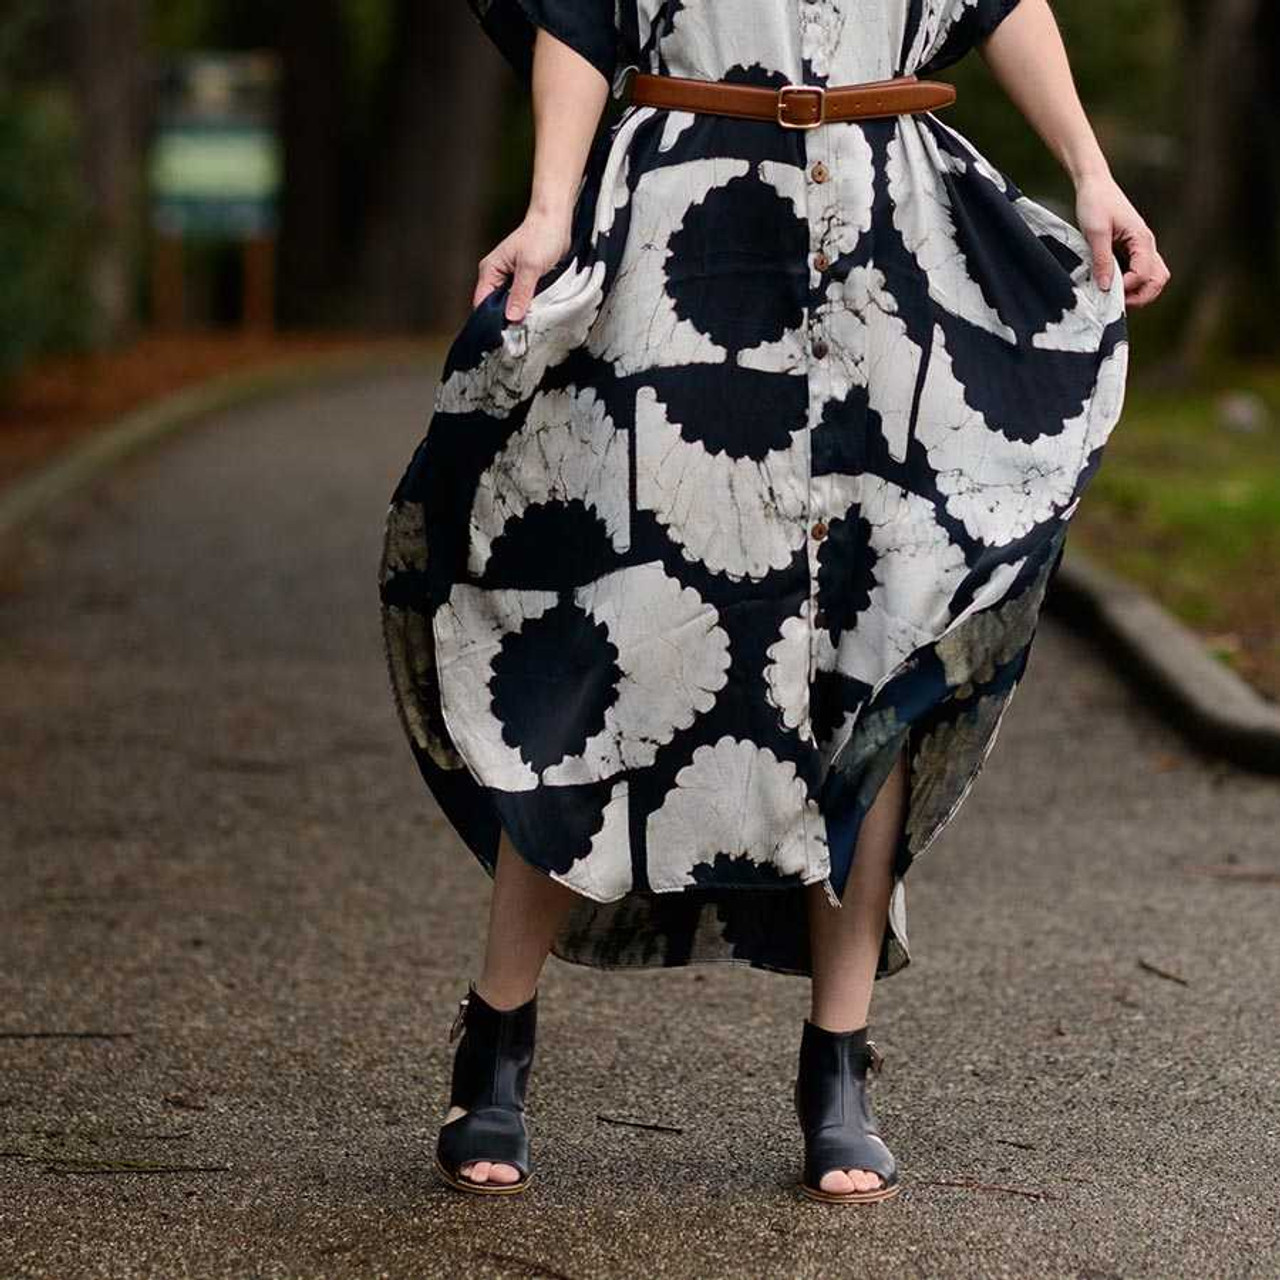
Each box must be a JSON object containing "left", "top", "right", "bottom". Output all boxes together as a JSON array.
[
  {"left": 794, "top": 1019, "right": 901, "bottom": 1204},
  {"left": 433, "top": 981, "right": 537, "bottom": 1195}
]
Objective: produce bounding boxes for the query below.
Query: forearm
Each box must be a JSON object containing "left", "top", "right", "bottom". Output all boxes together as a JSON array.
[
  {"left": 527, "top": 27, "right": 610, "bottom": 221},
  {"left": 978, "top": 0, "right": 1110, "bottom": 185}
]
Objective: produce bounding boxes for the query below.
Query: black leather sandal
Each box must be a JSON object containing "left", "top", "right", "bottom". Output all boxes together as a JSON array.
[
  {"left": 433, "top": 980, "right": 537, "bottom": 1195},
  {"left": 794, "top": 1019, "right": 901, "bottom": 1204}
]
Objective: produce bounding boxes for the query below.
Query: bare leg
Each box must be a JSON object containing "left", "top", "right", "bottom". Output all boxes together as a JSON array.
[
  {"left": 804, "top": 744, "right": 908, "bottom": 1195},
  {"left": 445, "top": 828, "right": 581, "bottom": 1185}
]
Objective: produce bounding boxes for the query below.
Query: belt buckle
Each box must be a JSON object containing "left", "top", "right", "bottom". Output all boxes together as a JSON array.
[{"left": 777, "top": 83, "right": 825, "bottom": 129}]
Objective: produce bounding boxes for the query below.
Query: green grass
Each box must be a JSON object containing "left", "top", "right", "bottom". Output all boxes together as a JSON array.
[{"left": 1072, "top": 364, "right": 1280, "bottom": 699}]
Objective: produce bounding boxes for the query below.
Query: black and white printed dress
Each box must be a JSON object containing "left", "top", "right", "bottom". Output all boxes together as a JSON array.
[{"left": 378, "top": 0, "right": 1129, "bottom": 979}]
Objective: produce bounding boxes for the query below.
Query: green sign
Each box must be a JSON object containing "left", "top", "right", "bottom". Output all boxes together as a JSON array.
[{"left": 149, "top": 52, "right": 282, "bottom": 239}]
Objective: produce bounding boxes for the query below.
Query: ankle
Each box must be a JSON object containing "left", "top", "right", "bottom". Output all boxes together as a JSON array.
[
  {"left": 807, "top": 1013, "right": 869, "bottom": 1036},
  {"left": 473, "top": 977, "right": 537, "bottom": 1013}
]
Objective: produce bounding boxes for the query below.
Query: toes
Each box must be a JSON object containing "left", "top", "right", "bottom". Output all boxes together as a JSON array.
[
  {"left": 819, "top": 1169, "right": 855, "bottom": 1194},
  {"left": 460, "top": 1158, "right": 522, "bottom": 1185},
  {"left": 846, "top": 1168, "right": 884, "bottom": 1192},
  {"left": 817, "top": 1167, "right": 885, "bottom": 1195}
]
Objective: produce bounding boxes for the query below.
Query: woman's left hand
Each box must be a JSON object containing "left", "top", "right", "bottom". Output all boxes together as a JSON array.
[{"left": 1075, "top": 172, "right": 1171, "bottom": 309}]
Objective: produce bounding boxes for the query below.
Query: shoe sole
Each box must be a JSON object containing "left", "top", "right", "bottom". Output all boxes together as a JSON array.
[
  {"left": 797, "top": 1177, "right": 902, "bottom": 1205},
  {"left": 433, "top": 1152, "right": 532, "bottom": 1195}
]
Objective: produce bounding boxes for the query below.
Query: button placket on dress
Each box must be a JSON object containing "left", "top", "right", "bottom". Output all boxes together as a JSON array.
[
  {"left": 794, "top": 43, "right": 857, "bottom": 908},
  {"left": 802, "top": 107, "right": 839, "bottom": 695},
  {"left": 785, "top": 59, "right": 839, "bottom": 900}
]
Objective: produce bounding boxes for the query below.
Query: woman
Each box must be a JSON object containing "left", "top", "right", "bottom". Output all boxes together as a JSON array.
[{"left": 379, "top": 0, "right": 1169, "bottom": 1203}]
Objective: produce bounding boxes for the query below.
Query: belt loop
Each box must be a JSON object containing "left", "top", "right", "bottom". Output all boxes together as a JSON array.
[{"left": 612, "top": 63, "right": 640, "bottom": 102}]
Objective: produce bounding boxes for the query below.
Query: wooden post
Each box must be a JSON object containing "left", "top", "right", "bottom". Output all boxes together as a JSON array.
[
  {"left": 150, "top": 233, "right": 186, "bottom": 331},
  {"left": 242, "top": 233, "right": 277, "bottom": 333}
]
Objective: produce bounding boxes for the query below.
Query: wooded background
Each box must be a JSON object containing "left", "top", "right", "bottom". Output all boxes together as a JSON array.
[{"left": 3, "top": 0, "right": 1277, "bottom": 385}]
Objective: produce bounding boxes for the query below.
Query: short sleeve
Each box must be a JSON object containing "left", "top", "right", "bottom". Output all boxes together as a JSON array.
[
  {"left": 915, "top": 0, "right": 1024, "bottom": 74},
  {"left": 467, "top": 0, "right": 620, "bottom": 88},
  {"left": 970, "top": 0, "right": 1023, "bottom": 41}
]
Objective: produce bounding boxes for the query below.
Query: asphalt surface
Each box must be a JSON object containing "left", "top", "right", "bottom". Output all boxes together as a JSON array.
[{"left": 1, "top": 369, "right": 1277, "bottom": 1280}]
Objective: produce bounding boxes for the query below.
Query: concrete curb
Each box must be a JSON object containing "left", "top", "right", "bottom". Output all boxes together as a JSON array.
[
  {"left": 0, "top": 343, "right": 442, "bottom": 545},
  {"left": 1047, "top": 542, "right": 1280, "bottom": 774}
]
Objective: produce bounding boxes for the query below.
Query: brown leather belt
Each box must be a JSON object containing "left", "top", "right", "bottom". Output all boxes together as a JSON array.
[{"left": 621, "top": 71, "right": 956, "bottom": 129}]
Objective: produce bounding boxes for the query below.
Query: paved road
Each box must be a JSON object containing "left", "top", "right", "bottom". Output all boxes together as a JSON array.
[{"left": 1, "top": 370, "right": 1277, "bottom": 1280}]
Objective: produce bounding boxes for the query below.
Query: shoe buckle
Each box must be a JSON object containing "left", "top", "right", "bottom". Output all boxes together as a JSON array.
[
  {"left": 866, "top": 1039, "right": 884, "bottom": 1076},
  {"left": 448, "top": 994, "right": 470, "bottom": 1044},
  {"left": 777, "top": 84, "right": 826, "bottom": 129}
]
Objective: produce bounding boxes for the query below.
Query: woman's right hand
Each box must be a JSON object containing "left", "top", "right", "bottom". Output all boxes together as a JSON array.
[
  {"left": 474, "top": 209, "right": 574, "bottom": 323},
  {"left": 477, "top": 25, "right": 607, "bottom": 323}
]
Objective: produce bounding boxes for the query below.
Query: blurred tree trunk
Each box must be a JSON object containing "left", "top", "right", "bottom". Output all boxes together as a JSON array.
[
  {"left": 351, "top": 0, "right": 505, "bottom": 330},
  {"left": 276, "top": 0, "right": 348, "bottom": 326},
  {"left": 1171, "top": 0, "right": 1280, "bottom": 367},
  {"left": 66, "top": 0, "right": 145, "bottom": 346}
]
